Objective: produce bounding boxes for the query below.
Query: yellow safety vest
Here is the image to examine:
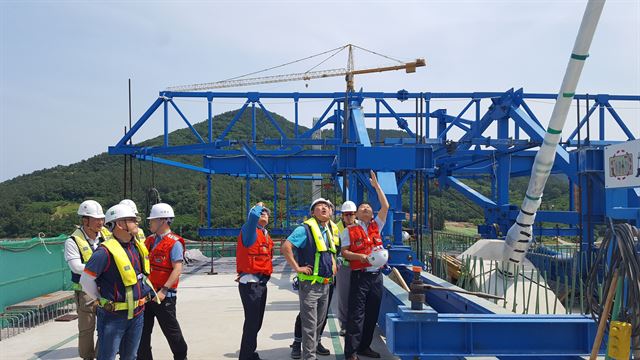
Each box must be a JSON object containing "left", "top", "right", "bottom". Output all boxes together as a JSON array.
[
  {"left": 100, "top": 238, "right": 154, "bottom": 319},
  {"left": 334, "top": 220, "right": 350, "bottom": 266},
  {"left": 69, "top": 228, "right": 101, "bottom": 291},
  {"left": 298, "top": 218, "right": 338, "bottom": 284},
  {"left": 135, "top": 228, "right": 146, "bottom": 243},
  {"left": 70, "top": 228, "right": 95, "bottom": 264},
  {"left": 100, "top": 227, "right": 115, "bottom": 241}
]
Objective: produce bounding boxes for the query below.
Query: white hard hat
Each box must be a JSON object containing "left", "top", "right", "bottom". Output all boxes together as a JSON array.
[
  {"left": 309, "top": 198, "right": 332, "bottom": 212},
  {"left": 105, "top": 204, "right": 137, "bottom": 224},
  {"left": 367, "top": 247, "right": 389, "bottom": 268},
  {"left": 119, "top": 199, "right": 139, "bottom": 214},
  {"left": 78, "top": 200, "right": 105, "bottom": 219},
  {"left": 148, "top": 203, "right": 175, "bottom": 220},
  {"left": 341, "top": 201, "right": 357, "bottom": 213},
  {"left": 402, "top": 231, "right": 411, "bottom": 242}
]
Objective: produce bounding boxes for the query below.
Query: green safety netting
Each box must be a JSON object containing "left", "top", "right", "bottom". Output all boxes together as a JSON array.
[
  {"left": 0, "top": 235, "right": 71, "bottom": 312},
  {"left": 0, "top": 235, "right": 282, "bottom": 312}
]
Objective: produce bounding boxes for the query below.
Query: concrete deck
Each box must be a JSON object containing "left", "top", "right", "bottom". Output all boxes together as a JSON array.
[{"left": 0, "top": 257, "right": 398, "bottom": 360}]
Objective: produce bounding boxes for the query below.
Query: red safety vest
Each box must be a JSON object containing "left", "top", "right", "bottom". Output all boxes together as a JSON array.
[
  {"left": 347, "top": 220, "right": 383, "bottom": 271},
  {"left": 236, "top": 228, "right": 274, "bottom": 276},
  {"left": 144, "top": 232, "right": 186, "bottom": 290}
]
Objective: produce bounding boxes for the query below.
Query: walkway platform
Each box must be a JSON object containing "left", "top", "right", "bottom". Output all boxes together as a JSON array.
[{"left": 0, "top": 257, "right": 398, "bottom": 360}]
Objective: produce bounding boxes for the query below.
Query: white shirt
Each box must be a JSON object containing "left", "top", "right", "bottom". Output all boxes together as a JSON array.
[
  {"left": 340, "top": 216, "right": 385, "bottom": 272},
  {"left": 64, "top": 227, "right": 100, "bottom": 275}
]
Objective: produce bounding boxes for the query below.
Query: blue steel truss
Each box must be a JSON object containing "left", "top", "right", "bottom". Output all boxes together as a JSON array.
[
  {"left": 109, "top": 88, "right": 639, "bottom": 359},
  {"left": 109, "top": 89, "right": 640, "bottom": 254}
]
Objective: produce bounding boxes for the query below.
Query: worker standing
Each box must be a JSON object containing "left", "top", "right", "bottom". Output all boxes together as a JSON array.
[
  {"left": 289, "top": 201, "right": 338, "bottom": 359},
  {"left": 65, "top": 200, "right": 107, "bottom": 360},
  {"left": 341, "top": 171, "right": 390, "bottom": 360},
  {"left": 335, "top": 201, "right": 357, "bottom": 336},
  {"left": 79, "top": 204, "right": 155, "bottom": 360},
  {"left": 137, "top": 203, "right": 188, "bottom": 360},
  {"left": 119, "top": 199, "right": 146, "bottom": 243},
  {"left": 282, "top": 198, "right": 338, "bottom": 360},
  {"left": 237, "top": 202, "right": 274, "bottom": 360}
]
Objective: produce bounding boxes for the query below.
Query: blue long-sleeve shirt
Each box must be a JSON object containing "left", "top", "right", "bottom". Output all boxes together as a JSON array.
[{"left": 240, "top": 205, "right": 264, "bottom": 248}]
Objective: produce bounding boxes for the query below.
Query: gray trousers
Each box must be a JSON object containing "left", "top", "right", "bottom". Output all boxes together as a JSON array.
[
  {"left": 298, "top": 280, "right": 330, "bottom": 360},
  {"left": 335, "top": 263, "right": 351, "bottom": 329}
]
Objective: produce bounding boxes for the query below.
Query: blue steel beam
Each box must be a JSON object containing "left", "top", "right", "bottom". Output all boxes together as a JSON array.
[
  {"left": 445, "top": 176, "right": 496, "bottom": 209},
  {"left": 109, "top": 90, "right": 640, "bottom": 250},
  {"left": 339, "top": 146, "right": 432, "bottom": 171},
  {"left": 256, "top": 101, "right": 288, "bottom": 139},
  {"left": 510, "top": 106, "right": 572, "bottom": 176},
  {"left": 381, "top": 271, "right": 599, "bottom": 359},
  {"left": 239, "top": 142, "right": 275, "bottom": 182},
  {"left": 134, "top": 155, "right": 212, "bottom": 174},
  {"left": 203, "top": 153, "right": 337, "bottom": 175},
  {"left": 116, "top": 97, "right": 164, "bottom": 147},
  {"left": 169, "top": 99, "right": 206, "bottom": 144},
  {"left": 218, "top": 101, "right": 250, "bottom": 141},
  {"left": 386, "top": 311, "right": 596, "bottom": 358},
  {"left": 159, "top": 90, "right": 639, "bottom": 101}
]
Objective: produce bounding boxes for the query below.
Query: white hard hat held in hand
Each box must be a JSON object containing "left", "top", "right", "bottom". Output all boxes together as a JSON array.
[
  {"left": 78, "top": 200, "right": 106, "bottom": 219},
  {"left": 367, "top": 247, "right": 389, "bottom": 268},
  {"left": 148, "top": 203, "right": 175, "bottom": 219}
]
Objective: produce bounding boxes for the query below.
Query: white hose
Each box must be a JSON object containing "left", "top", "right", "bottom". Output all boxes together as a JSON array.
[{"left": 503, "top": 0, "right": 606, "bottom": 272}]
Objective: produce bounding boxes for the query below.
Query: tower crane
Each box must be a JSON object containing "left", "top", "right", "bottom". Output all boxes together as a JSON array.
[{"left": 166, "top": 44, "right": 426, "bottom": 92}]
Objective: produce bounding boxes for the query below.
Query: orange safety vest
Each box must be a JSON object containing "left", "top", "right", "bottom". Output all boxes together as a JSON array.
[
  {"left": 347, "top": 220, "right": 383, "bottom": 271},
  {"left": 145, "top": 232, "right": 186, "bottom": 290},
  {"left": 236, "top": 228, "right": 274, "bottom": 276}
]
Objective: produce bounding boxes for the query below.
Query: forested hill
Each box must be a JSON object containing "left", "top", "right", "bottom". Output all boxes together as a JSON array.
[{"left": 0, "top": 109, "right": 569, "bottom": 239}]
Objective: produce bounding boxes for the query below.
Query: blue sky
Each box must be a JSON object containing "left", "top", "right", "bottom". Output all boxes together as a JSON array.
[{"left": 1, "top": 0, "right": 638, "bottom": 182}]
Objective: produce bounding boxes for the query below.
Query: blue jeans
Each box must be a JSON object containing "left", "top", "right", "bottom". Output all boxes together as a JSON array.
[{"left": 97, "top": 308, "right": 144, "bottom": 360}]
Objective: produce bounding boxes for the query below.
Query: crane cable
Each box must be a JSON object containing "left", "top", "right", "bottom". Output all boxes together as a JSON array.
[
  {"left": 221, "top": 44, "right": 410, "bottom": 83},
  {"left": 221, "top": 45, "right": 348, "bottom": 82}
]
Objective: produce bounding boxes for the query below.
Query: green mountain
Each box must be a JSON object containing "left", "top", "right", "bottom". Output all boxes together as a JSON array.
[{"left": 0, "top": 110, "right": 570, "bottom": 239}]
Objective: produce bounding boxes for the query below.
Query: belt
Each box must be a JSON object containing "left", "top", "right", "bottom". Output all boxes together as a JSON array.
[
  {"left": 298, "top": 273, "right": 333, "bottom": 284},
  {"left": 353, "top": 269, "right": 381, "bottom": 275},
  {"left": 98, "top": 294, "right": 152, "bottom": 312}
]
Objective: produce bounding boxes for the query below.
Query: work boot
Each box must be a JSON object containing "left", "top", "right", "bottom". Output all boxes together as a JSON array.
[
  {"left": 357, "top": 347, "right": 381, "bottom": 358},
  {"left": 316, "top": 342, "right": 330, "bottom": 356},
  {"left": 290, "top": 341, "right": 301, "bottom": 359}
]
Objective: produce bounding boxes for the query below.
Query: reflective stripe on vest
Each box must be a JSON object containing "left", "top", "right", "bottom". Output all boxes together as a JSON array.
[
  {"left": 100, "top": 239, "right": 153, "bottom": 319},
  {"left": 298, "top": 218, "right": 337, "bottom": 284}
]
